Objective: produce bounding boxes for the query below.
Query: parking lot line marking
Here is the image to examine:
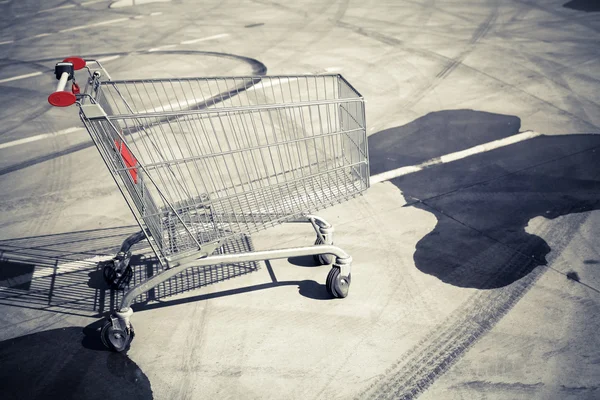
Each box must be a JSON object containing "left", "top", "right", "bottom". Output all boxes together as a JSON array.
[
  {"left": 0, "top": 71, "right": 43, "bottom": 84},
  {"left": 97, "top": 55, "right": 121, "bottom": 62},
  {"left": 59, "top": 17, "right": 130, "bottom": 33},
  {"left": 0, "top": 127, "right": 85, "bottom": 150},
  {"left": 0, "top": 40, "right": 14, "bottom": 45},
  {"left": 246, "top": 77, "right": 298, "bottom": 91},
  {"left": 180, "top": 33, "right": 229, "bottom": 44},
  {"left": 370, "top": 130, "right": 542, "bottom": 184},
  {"left": 148, "top": 44, "right": 177, "bottom": 52}
]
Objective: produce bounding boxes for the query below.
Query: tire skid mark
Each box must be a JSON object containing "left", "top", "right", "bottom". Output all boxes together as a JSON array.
[
  {"left": 414, "top": 4, "right": 499, "bottom": 107},
  {"left": 26, "top": 122, "right": 72, "bottom": 238},
  {"left": 358, "top": 253, "right": 541, "bottom": 399},
  {"left": 245, "top": 0, "right": 336, "bottom": 69},
  {"left": 401, "top": 0, "right": 472, "bottom": 24},
  {"left": 508, "top": 52, "right": 600, "bottom": 122},
  {"left": 249, "top": 0, "right": 310, "bottom": 18},
  {"left": 335, "top": 18, "right": 600, "bottom": 131},
  {"left": 174, "top": 302, "right": 209, "bottom": 400},
  {"left": 513, "top": 0, "right": 600, "bottom": 34},
  {"left": 0, "top": 87, "right": 53, "bottom": 139},
  {"left": 333, "top": 0, "right": 349, "bottom": 22},
  {"left": 341, "top": 14, "right": 468, "bottom": 41},
  {"left": 412, "top": 0, "right": 437, "bottom": 37},
  {"left": 306, "top": 208, "right": 442, "bottom": 400},
  {"left": 0, "top": 50, "right": 267, "bottom": 177},
  {"left": 357, "top": 209, "right": 591, "bottom": 400}
]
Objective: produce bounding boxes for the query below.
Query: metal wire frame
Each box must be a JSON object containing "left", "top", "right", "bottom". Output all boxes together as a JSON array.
[{"left": 79, "top": 74, "right": 367, "bottom": 266}]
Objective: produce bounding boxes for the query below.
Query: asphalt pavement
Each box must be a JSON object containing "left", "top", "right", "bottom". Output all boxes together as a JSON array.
[{"left": 0, "top": 1, "right": 599, "bottom": 399}]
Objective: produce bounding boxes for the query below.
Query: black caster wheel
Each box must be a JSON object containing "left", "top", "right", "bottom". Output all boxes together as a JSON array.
[
  {"left": 116, "top": 266, "right": 133, "bottom": 290},
  {"left": 103, "top": 263, "right": 133, "bottom": 290},
  {"left": 101, "top": 319, "right": 134, "bottom": 352},
  {"left": 313, "top": 237, "right": 335, "bottom": 265},
  {"left": 102, "top": 263, "right": 118, "bottom": 286},
  {"left": 326, "top": 267, "right": 351, "bottom": 298}
]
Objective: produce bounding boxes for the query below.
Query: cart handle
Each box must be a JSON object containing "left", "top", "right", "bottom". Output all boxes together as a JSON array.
[{"left": 48, "top": 57, "right": 86, "bottom": 107}]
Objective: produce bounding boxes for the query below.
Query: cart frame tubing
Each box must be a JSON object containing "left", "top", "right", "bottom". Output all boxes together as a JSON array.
[
  {"left": 48, "top": 57, "right": 367, "bottom": 351},
  {"left": 119, "top": 244, "right": 351, "bottom": 310}
]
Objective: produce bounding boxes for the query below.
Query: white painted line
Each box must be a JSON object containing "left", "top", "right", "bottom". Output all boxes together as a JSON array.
[
  {"left": 180, "top": 33, "right": 229, "bottom": 45},
  {"left": 150, "top": 12, "right": 163, "bottom": 16},
  {"left": 370, "top": 130, "right": 542, "bottom": 184},
  {"left": 97, "top": 55, "right": 121, "bottom": 63},
  {"left": 0, "top": 127, "right": 85, "bottom": 150},
  {"left": 59, "top": 17, "right": 130, "bottom": 33},
  {"left": 0, "top": 40, "right": 14, "bottom": 45},
  {"left": 33, "top": 33, "right": 51, "bottom": 38},
  {"left": 139, "top": 98, "right": 205, "bottom": 114},
  {"left": 30, "top": 255, "right": 113, "bottom": 279},
  {"left": 112, "top": 0, "right": 171, "bottom": 8},
  {"left": 247, "top": 77, "right": 298, "bottom": 91},
  {"left": 133, "top": 15, "right": 144, "bottom": 19},
  {"left": 148, "top": 44, "right": 177, "bottom": 52},
  {"left": 0, "top": 71, "right": 43, "bottom": 84}
]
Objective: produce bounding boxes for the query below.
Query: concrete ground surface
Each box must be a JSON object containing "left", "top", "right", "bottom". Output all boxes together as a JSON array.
[{"left": 0, "top": 0, "right": 599, "bottom": 399}]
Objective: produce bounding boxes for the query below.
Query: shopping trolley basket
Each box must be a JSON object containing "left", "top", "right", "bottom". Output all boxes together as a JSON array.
[{"left": 48, "top": 57, "right": 369, "bottom": 352}]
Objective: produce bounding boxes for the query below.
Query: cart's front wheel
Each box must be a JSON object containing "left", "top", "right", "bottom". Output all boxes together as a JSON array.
[
  {"left": 326, "top": 267, "right": 351, "bottom": 298},
  {"left": 103, "top": 263, "right": 133, "bottom": 290},
  {"left": 313, "top": 236, "right": 335, "bottom": 265},
  {"left": 101, "top": 320, "right": 134, "bottom": 352}
]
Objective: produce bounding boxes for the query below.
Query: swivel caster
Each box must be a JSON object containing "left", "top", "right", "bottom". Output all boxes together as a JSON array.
[
  {"left": 310, "top": 216, "right": 335, "bottom": 265},
  {"left": 313, "top": 236, "right": 335, "bottom": 265},
  {"left": 102, "top": 251, "right": 133, "bottom": 290},
  {"left": 326, "top": 267, "right": 351, "bottom": 298},
  {"left": 101, "top": 315, "right": 135, "bottom": 352}
]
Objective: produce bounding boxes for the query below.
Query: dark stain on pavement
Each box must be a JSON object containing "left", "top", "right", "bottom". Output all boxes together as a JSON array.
[
  {"left": 0, "top": 260, "right": 35, "bottom": 291},
  {"left": 0, "top": 323, "right": 153, "bottom": 400},
  {"left": 564, "top": 0, "right": 600, "bottom": 12},
  {"left": 369, "top": 109, "right": 600, "bottom": 289}
]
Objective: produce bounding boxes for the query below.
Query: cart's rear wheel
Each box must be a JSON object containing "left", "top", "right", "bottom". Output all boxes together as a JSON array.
[
  {"left": 101, "top": 320, "right": 134, "bottom": 352},
  {"left": 313, "top": 237, "right": 335, "bottom": 265},
  {"left": 326, "top": 267, "right": 351, "bottom": 298}
]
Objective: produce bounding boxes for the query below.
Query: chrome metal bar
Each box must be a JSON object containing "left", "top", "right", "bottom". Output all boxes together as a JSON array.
[
  {"left": 81, "top": 74, "right": 366, "bottom": 265},
  {"left": 119, "top": 244, "right": 350, "bottom": 310},
  {"left": 104, "top": 98, "right": 364, "bottom": 119}
]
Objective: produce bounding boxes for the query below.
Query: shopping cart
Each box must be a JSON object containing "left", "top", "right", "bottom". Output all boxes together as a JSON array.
[{"left": 48, "top": 57, "right": 369, "bottom": 352}]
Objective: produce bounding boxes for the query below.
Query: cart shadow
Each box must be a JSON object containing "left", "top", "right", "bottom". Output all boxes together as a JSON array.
[
  {"left": 288, "top": 255, "right": 320, "bottom": 267},
  {"left": 0, "top": 227, "right": 332, "bottom": 318},
  {"left": 0, "top": 324, "right": 153, "bottom": 400},
  {"left": 0, "top": 227, "right": 263, "bottom": 316},
  {"left": 563, "top": 0, "right": 600, "bottom": 12},
  {"left": 369, "top": 109, "right": 600, "bottom": 289},
  {"left": 130, "top": 279, "right": 332, "bottom": 315}
]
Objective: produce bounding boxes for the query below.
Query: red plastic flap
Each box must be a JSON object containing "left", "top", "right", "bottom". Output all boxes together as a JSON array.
[
  {"left": 63, "top": 56, "right": 86, "bottom": 70},
  {"left": 48, "top": 91, "right": 76, "bottom": 107},
  {"left": 115, "top": 140, "right": 138, "bottom": 184}
]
